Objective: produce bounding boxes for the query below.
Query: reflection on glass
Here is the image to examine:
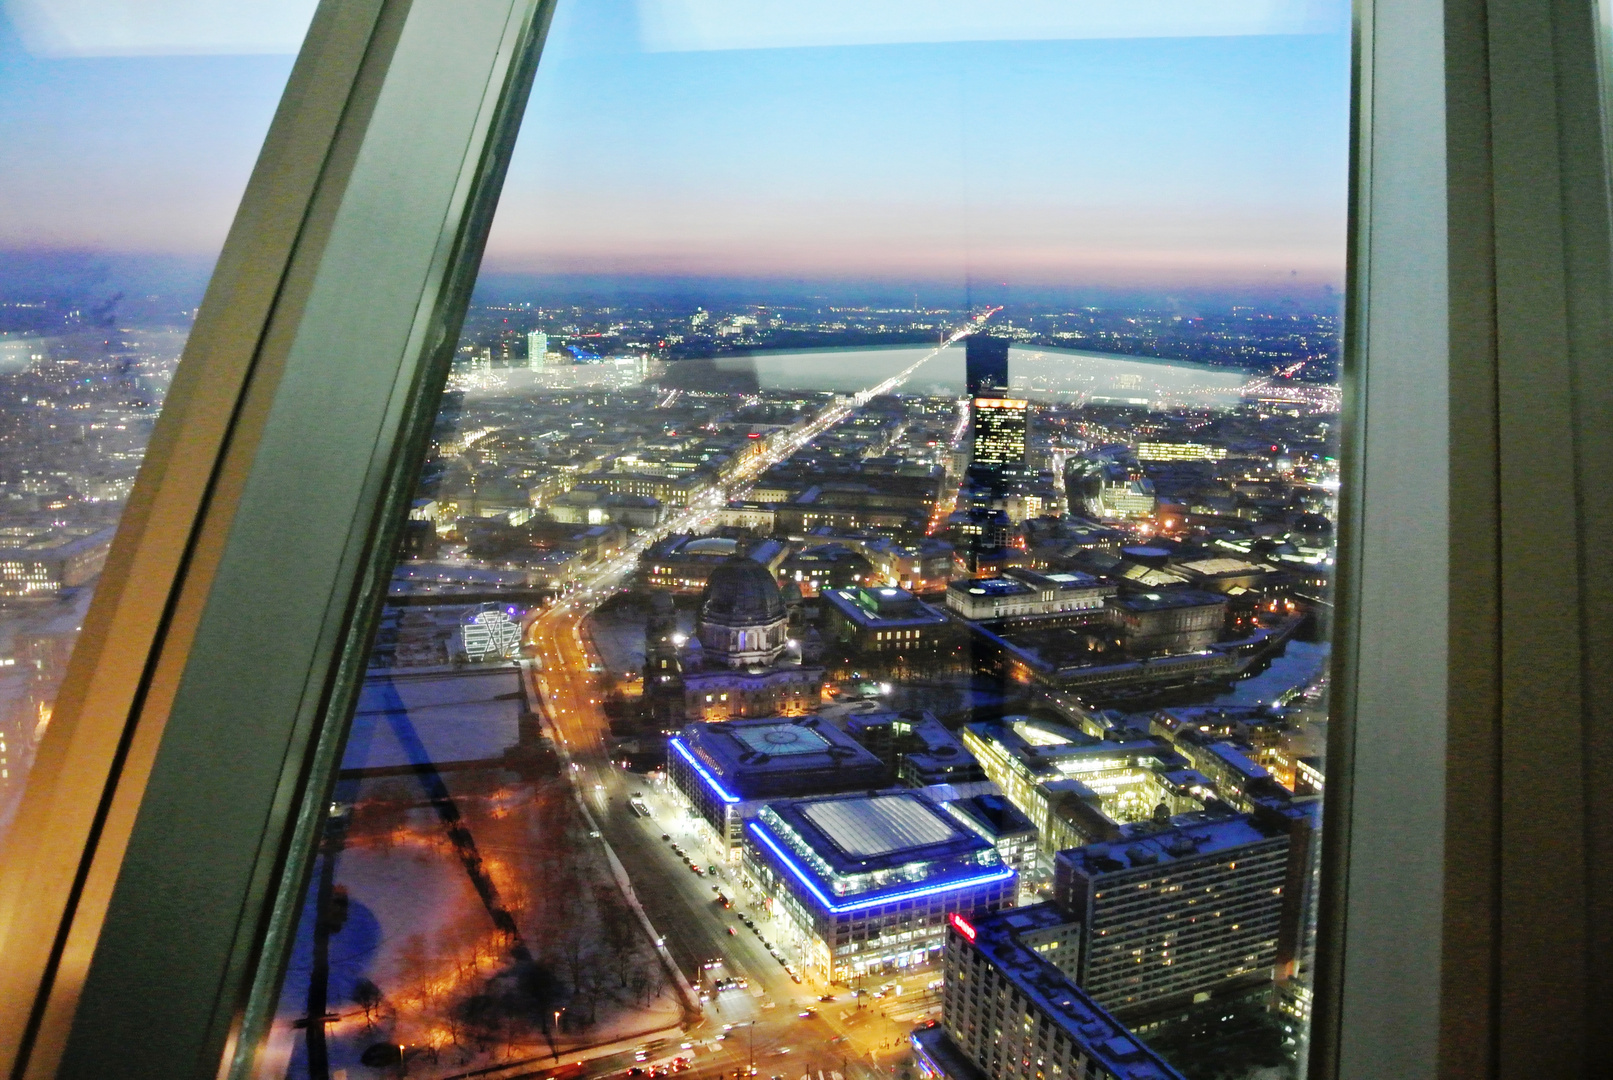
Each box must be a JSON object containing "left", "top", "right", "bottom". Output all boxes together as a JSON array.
[
  {"left": 0, "top": 12, "right": 310, "bottom": 842},
  {"left": 258, "top": 3, "right": 1345, "bottom": 1079}
]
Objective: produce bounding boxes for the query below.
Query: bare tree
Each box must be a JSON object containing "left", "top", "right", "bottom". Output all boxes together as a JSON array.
[{"left": 351, "top": 978, "right": 383, "bottom": 1031}]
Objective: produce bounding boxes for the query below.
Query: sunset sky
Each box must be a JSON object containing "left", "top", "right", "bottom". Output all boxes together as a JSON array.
[{"left": 0, "top": 0, "right": 1351, "bottom": 297}]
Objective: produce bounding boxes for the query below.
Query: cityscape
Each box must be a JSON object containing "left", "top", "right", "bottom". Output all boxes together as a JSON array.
[{"left": 1, "top": 284, "right": 1335, "bottom": 1080}]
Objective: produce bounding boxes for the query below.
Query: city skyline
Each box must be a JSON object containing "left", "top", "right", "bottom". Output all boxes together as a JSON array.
[{"left": 1, "top": 1, "right": 1349, "bottom": 293}]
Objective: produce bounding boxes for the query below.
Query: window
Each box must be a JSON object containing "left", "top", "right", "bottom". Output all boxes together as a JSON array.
[
  {"left": 0, "top": 5, "right": 312, "bottom": 846},
  {"left": 245, "top": 3, "right": 1348, "bottom": 1078},
  {"left": 2, "top": 1, "right": 1604, "bottom": 1079}
]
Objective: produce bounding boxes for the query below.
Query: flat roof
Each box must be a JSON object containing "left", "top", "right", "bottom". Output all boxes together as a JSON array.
[
  {"left": 749, "top": 792, "right": 1011, "bottom": 911},
  {"left": 954, "top": 904, "right": 1185, "bottom": 1080},
  {"left": 951, "top": 578, "right": 1033, "bottom": 597},
  {"left": 1110, "top": 589, "right": 1226, "bottom": 612},
  {"left": 673, "top": 718, "right": 888, "bottom": 801},
  {"left": 1177, "top": 557, "right": 1269, "bottom": 576},
  {"left": 732, "top": 723, "right": 831, "bottom": 757},
  {"left": 803, "top": 794, "right": 962, "bottom": 857},
  {"left": 1057, "top": 812, "right": 1284, "bottom": 878}
]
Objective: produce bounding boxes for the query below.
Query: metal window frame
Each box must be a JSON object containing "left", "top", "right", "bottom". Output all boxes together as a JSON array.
[
  {"left": 0, "top": 0, "right": 1606, "bottom": 1077},
  {"left": 0, "top": 1, "right": 556, "bottom": 1077}
]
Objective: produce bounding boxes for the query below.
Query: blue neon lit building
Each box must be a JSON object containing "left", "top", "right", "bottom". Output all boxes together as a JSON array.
[
  {"left": 666, "top": 717, "right": 888, "bottom": 851},
  {"left": 741, "top": 791, "right": 1016, "bottom": 983}
]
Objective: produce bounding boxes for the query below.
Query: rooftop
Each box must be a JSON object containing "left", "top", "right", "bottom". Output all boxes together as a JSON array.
[
  {"left": 1109, "top": 589, "right": 1226, "bottom": 613},
  {"left": 673, "top": 717, "right": 887, "bottom": 802},
  {"left": 952, "top": 577, "right": 1033, "bottom": 598},
  {"left": 750, "top": 791, "right": 1011, "bottom": 909},
  {"left": 802, "top": 793, "right": 960, "bottom": 857},
  {"left": 1056, "top": 812, "right": 1284, "bottom": 878},
  {"left": 944, "top": 793, "right": 1037, "bottom": 841},
  {"left": 951, "top": 904, "right": 1186, "bottom": 1080}
]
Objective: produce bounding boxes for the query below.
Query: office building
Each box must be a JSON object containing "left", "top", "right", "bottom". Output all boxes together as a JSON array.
[
  {"left": 1134, "top": 442, "right": 1228, "bottom": 462},
  {"left": 526, "top": 330, "right": 549, "bottom": 367},
  {"left": 927, "top": 903, "right": 1185, "bottom": 1080},
  {"left": 667, "top": 717, "right": 888, "bottom": 852},
  {"left": 972, "top": 397, "right": 1028, "bottom": 471},
  {"left": 821, "top": 585, "right": 951, "bottom": 654},
  {"left": 1053, "top": 814, "right": 1290, "bottom": 1018},
  {"left": 0, "top": 527, "right": 116, "bottom": 600},
  {"left": 965, "top": 334, "right": 1010, "bottom": 396},
  {"left": 943, "top": 793, "right": 1040, "bottom": 893},
  {"left": 960, "top": 719, "right": 1212, "bottom": 858},
  {"left": 741, "top": 791, "right": 1016, "bottom": 982}
]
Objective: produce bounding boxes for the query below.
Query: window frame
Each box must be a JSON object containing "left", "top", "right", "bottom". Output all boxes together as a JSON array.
[{"left": 0, "top": 0, "right": 1607, "bottom": 1076}]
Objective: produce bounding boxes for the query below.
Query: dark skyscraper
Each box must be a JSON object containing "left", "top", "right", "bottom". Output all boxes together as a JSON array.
[{"left": 965, "top": 334, "right": 1010, "bottom": 396}]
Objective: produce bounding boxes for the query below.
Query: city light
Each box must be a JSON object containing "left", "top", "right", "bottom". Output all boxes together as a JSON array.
[
  {"left": 670, "top": 737, "right": 741, "bottom": 804},
  {"left": 745, "top": 821, "right": 1014, "bottom": 915}
]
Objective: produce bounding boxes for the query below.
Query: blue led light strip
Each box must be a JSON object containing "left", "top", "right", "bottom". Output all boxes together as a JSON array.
[
  {"left": 670, "top": 737, "right": 740, "bottom": 804},
  {"left": 747, "top": 821, "right": 1015, "bottom": 914}
]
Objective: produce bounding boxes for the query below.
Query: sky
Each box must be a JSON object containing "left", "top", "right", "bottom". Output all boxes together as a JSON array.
[{"left": 0, "top": 0, "right": 1351, "bottom": 301}]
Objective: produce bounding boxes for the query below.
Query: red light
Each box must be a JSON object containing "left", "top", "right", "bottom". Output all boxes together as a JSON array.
[
  {"left": 748, "top": 433, "right": 761, "bottom": 439},
  {"left": 948, "top": 913, "right": 976, "bottom": 941}
]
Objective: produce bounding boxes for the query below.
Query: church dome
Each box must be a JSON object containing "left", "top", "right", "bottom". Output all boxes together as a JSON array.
[{"left": 700, "top": 554, "right": 786, "bottom": 628}]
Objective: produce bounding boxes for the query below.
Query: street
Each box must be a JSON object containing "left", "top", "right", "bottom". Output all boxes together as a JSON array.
[{"left": 505, "top": 324, "right": 1000, "bottom": 1080}]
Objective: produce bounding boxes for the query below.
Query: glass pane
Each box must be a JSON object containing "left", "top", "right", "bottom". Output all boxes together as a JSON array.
[
  {"left": 255, "top": 4, "right": 1345, "bottom": 1079},
  {"left": 0, "top": 5, "right": 314, "bottom": 842}
]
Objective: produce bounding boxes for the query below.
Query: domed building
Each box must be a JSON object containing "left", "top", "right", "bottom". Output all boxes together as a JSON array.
[
  {"left": 673, "top": 552, "right": 824, "bottom": 723},
  {"left": 698, "top": 554, "right": 789, "bottom": 668}
]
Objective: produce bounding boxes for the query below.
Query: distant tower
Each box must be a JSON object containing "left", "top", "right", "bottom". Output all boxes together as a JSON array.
[
  {"left": 971, "top": 396, "right": 1028, "bottom": 473},
  {"left": 965, "top": 334, "right": 1010, "bottom": 397},
  {"left": 527, "top": 330, "right": 549, "bottom": 369}
]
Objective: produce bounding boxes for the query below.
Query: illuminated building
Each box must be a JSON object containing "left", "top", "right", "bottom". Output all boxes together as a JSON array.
[
  {"left": 741, "top": 791, "right": 1015, "bottom": 982},
  {"left": 1107, "top": 591, "right": 1226, "bottom": 654},
  {"left": 0, "top": 527, "right": 115, "bottom": 600},
  {"left": 1135, "top": 441, "right": 1228, "bottom": 462},
  {"left": 971, "top": 398, "right": 1028, "bottom": 471},
  {"left": 526, "top": 330, "right": 548, "bottom": 368},
  {"left": 675, "top": 553, "right": 824, "bottom": 721},
  {"left": 640, "top": 535, "right": 758, "bottom": 596},
  {"left": 960, "top": 719, "right": 1212, "bottom": 858},
  {"left": 666, "top": 717, "right": 887, "bottom": 853},
  {"left": 820, "top": 585, "right": 950, "bottom": 654},
  {"left": 925, "top": 904, "right": 1185, "bottom": 1080},
  {"left": 1053, "top": 813, "right": 1291, "bottom": 1018},
  {"left": 944, "top": 569, "right": 1113, "bottom": 623}
]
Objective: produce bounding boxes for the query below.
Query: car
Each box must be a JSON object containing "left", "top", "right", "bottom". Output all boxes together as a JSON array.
[
  {"left": 708, "top": 865, "right": 719, "bottom": 875},
  {"left": 818, "top": 994, "right": 835, "bottom": 1002},
  {"left": 790, "top": 972, "right": 803, "bottom": 984},
  {"left": 661, "top": 833, "right": 671, "bottom": 841},
  {"left": 726, "top": 927, "right": 737, "bottom": 935},
  {"left": 776, "top": 955, "right": 787, "bottom": 966},
  {"left": 797, "top": 1009, "right": 816, "bottom": 1019}
]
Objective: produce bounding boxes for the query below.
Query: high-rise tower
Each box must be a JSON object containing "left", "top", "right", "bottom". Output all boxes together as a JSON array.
[
  {"left": 965, "top": 334, "right": 1010, "bottom": 396},
  {"left": 971, "top": 396, "right": 1028, "bottom": 471}
]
